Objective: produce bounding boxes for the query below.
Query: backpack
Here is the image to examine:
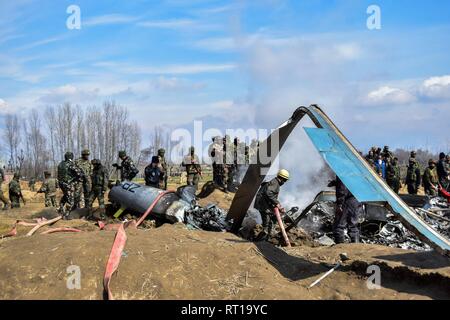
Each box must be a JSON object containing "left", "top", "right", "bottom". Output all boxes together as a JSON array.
[{"left": 145, "top": 165, "right": 161, "bottom": 186}]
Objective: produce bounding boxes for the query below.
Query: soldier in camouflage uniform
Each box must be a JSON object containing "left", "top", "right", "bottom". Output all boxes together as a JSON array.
[
  {"left": 75, "top": 149, "right": 93, "bottom": 208},
  {"left": 182, "top": 146, "right": 202, "bottom": 190},
  {"left": 58, "top": 152, "right": 84, "bottom": 217},
  {"left": 209, "top": 136, "right": 225, "bottom": 188},
  {"left": 157, "top": 148, "right": 168, "bottom": 190},
  {"left": 37, "top": 171, "right": 58, "bottom": 207},
  {"left": 9, "top": 173, "right": 24, "bottom": 208},
  {"left": 89, "top": 159, "right": 109, "bottom": 209},
  {"left": 423, "top": 159, "right": 439, "bottom": 197},
  {"left": 0, "top": 167, "right": 11, "bottom": 210},
  {"left": 405, "top": 158, "right": 421, "bottom": 195},
  {"left": 113, "top": 151, "right": 139, "bottom": 181},
  {"left": 386, "top": 157, "right": 401, "bottom": 194},
  {"left": 28, "top": 178, "right": 36, "bottom": 192}
]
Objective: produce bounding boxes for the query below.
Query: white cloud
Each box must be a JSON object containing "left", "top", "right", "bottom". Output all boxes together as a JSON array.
[
  {"left": 420, "top": 75, "right": 450, "bottom": 99},
  {"left": 137, "top": 19, "right": 195, "bottom": 29},
  {"left": 0, "top": 98, "right": 6, "bottom": 108},
  {"left": 83, "top": 14, "right": 139, "bottom": 27},
  {"left": 38, "top": 84, "right": 100, "bottom": 104},
  {"left": 94, "top": 61, "right": 236, "bottom": 75},
  {"left": 366, "top": 86, "right": 416, "bottom": 105},
  {"left": 15, "top": 35, "right": 65, "bottom": 51}
]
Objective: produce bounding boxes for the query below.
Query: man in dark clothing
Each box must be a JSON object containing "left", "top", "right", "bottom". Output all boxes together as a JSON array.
[
  {"left": 406, "top": 158, "right": 421, "bottom": 195},
  {"left": 144, "top": 156, "right": 164, "bottom": 188},
  {"left": 386, "top": 157, "right": 402, "bottom": 194},
  {"left": 331, "top": 176, "right": 362, "bottom": 244},
  {"left": 254, "top": 169, "right": 290, "bottom": 240},
  {"left": 437, "top": 152, "right": 449, "bottom": 190}
]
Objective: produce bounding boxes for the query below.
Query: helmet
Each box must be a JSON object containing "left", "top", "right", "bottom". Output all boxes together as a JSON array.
[
  {"left": 118, "top": 151, "right": 127, "bottom": 158},
  {"left": 81, "top": 149, "right": 90, "bottom": 156},
  {"left": 277, "top": 169, "right": 290, "bottom": 181},
  {"left": 158, "top": 148, "right": 165, "bottom": 155},
  {"left": 65, "top": 152, "right": 74, "bottom": 161}
]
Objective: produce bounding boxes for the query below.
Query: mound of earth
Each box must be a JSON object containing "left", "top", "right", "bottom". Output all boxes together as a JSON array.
[{"left": 1, "top": 222, "right": 450, "bottom": 300}]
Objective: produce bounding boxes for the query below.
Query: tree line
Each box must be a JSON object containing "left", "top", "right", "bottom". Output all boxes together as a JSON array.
[{"left": 2, "top": 101, "right": 142, "bottom": 179}]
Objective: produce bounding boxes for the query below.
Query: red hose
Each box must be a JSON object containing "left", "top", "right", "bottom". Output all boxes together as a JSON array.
[
  {"left": 136, "top": 190, "right": 175, "bottom": 227},
  {"left": 103, "top": 223, "right": 127, "bottom": 300}
]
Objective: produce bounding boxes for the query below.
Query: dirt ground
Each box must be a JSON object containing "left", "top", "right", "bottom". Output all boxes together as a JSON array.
[{"left": 0, "top": 185, "right": 449, "bottom": 300}]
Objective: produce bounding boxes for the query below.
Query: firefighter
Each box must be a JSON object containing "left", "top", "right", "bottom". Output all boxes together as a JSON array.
[{"left": 254, "top": 169, "right": 290, "bottom": 240}]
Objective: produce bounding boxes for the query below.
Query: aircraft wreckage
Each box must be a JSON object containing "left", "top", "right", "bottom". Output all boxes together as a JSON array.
[{"left": 108, "top": 104, "right": 450, "bottom": 257}]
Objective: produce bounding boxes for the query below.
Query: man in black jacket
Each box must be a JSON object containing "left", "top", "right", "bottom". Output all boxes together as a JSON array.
[
  {"left": 437, "top": 152, "right": 449, "bottom": 190},
  {"left": 330, "top": 176, "right": 362, "bottom": 244}
]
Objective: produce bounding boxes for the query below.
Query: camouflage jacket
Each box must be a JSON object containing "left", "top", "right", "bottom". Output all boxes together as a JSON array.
[
  {"left": 92, "top": 165, "right": 109, "bottom": 191},
  {"left": 38, "top": 178, "right": 58, "bottom": 196},
  {"left": 423, "top": 167, "right": 438, "bottom": 189},
  {"left": 158, "top": 155, "right": 168, "bottom": 171},
  {"left": 182, "top": 154, "right": 201, "bottom": 175},
  {"left": 386, "top": 163, "right": 401, "bottom": 182},
  {"left": 75, "top": 158, "right": 93, "bottom": 182},
  {"left": 57, "top": 160, "right": 84, "bottom": 185},
  {"left": 8, "top": 179, "right": 21, "bottom": 196},
  {"left": 119, "top": 157, "right": 139, "bottom": 181},
  {"left": 406, "top": 162, "right": 421, "bottom": 185}
]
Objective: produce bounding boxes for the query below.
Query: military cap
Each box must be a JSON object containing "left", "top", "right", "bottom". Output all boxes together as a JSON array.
[
  {"left": 81, "top": 149, "right": 90, "bottom": 156},
  {"left": 158, "top": 148, "right": 165, "bottom": 155}
]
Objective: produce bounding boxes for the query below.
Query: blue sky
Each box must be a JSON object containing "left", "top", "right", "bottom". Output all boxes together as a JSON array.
[{"left": 1, "top": 0, "right": 450, "bottom": 152}]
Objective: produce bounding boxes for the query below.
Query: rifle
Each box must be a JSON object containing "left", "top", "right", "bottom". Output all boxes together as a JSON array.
[{"left": 19, "top": 191, "right": 26, "bottom": 205}]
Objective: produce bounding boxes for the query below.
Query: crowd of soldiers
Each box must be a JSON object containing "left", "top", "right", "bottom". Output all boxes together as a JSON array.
[
  {"left": 207, "top": 136, "right": 257, "bottom": 192},
  {"left": 56, "top": 149, "right": 138, "bottom": 218},
  {"left": 364, "top": 146, "right": 450, "bottom": 196}
]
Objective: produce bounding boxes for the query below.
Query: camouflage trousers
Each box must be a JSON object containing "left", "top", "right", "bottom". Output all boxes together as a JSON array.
[
  {"left": 212, "top": 164, "right": 225, "bottom": 187},
  {"left": 44, "top": 193, "right": 57, "bottom": 207},
  {"left": 10, "top": 194, "right": 21, "bottom": 208},
  {"left": 59, "top": 182, "right": 76, "bottom": 215},
  {"left": 387, "top": 178, "right": 400, "bottom": 194},
  {"left": 187, "top": 173, "right": 200, "bottom": 190},
  {"left": 82, "top": 180, "right": 92, "bottom": 208},
  {"left": 407, "top": 183, "right": 419, "bottom": 195},
  {"left": 89, "top": 186, "right": 105, "bottom": 209}
]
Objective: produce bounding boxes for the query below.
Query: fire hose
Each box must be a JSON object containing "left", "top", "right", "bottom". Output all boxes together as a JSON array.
[
  {"left": 274, "top": 207, "right": 291, "bottom": 247},
  {"left": 102, "top": 190, "right": 174, "bottom": 300}
]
